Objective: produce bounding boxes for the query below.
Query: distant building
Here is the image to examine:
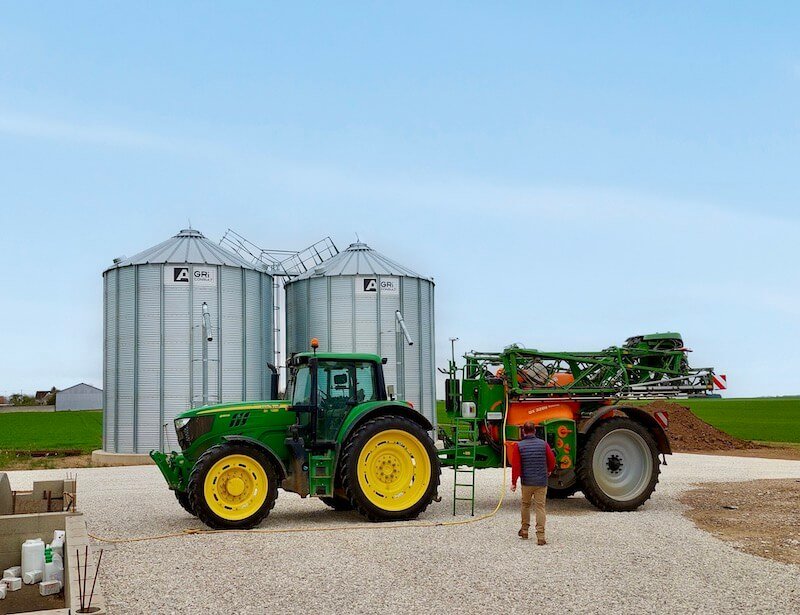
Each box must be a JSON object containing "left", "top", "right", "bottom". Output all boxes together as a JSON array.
[
  {"left": 0, "top": 396, "right": 8, "bottom": 405},
  {"left": 34, "top": 390, "right": 51, "bottom": 405},
  {"left": 56, "top": 383, "right": 103, "bottom": 411}
]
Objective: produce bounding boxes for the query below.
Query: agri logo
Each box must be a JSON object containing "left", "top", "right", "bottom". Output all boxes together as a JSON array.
[
  {"left": 165, "top": 265, "right": 216, "bottom": 286},
  {"left": 358, "top": 276, "right": 399, "bottom": 295},
  {"left": 173, "top": 267, "right": 190, "bottom": 282}
]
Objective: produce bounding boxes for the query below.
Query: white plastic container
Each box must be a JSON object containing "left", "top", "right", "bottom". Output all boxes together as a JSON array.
[
  {"left": 4, "top": 577, "right": 22, "bottom": 591},
  {"left": 23, "top": 569, "right": 43, "bottom": 584},
  {"left": 21, "top": 539, "right": 45, "bottom": 577},
  {"left": 461, "top": 401, "right": 477, "bottom": 418},
  {"left": 3, "top": 566, "right": 21, "bottom": 579},
  {"left": 39, "top": 579, "right": 61, "bottom": 596},
  {"left": 51, "top": 530, "right": 65, "bottom": 559},
  {"left": 43, "top": 551, "right": 63, "bottom": 586},
  {"left": 0, "top": 583, "right": 6, "bottom": 599}
]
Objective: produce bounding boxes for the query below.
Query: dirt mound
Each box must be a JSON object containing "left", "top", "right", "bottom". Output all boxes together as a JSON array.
[{"left": 644, "top": 400, "right": 759, "bottom": 452}]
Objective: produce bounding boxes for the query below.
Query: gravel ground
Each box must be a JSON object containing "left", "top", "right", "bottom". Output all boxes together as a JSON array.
[{"left": 6, "top": 453, "right": 800, "bottom": 614}]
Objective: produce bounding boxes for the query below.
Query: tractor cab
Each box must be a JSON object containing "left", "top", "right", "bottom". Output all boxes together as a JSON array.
[{"left": 287, "top": 348, "right": 388, "bottom": 447}]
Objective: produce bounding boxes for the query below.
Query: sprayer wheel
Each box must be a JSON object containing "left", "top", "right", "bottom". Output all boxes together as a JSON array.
[
  {"left": 320, "top": 495, "right": 354, "bottom": 511},
  {"left": 577, "top": 417, "right": 660, "bottom": 512},
  {"left": 546, "top": 484, "right": 580, "bottom": 499}
]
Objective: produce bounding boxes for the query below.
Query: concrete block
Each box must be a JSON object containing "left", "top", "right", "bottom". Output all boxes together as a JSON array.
[{"left": 92, "top": 449, "right": 155, "bottom": 466}]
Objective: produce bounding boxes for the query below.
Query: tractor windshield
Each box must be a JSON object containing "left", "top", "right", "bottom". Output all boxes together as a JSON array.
[{"left": 290, "top": 365, "right": 313, "bottom": 406}]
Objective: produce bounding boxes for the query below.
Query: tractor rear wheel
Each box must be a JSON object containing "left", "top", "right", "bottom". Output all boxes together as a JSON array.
[
  {"left": 320, "top": 495, "right": 354, "bottom": 511},
  {"left": 577, "top": 417, "right": 660, "bottom": 512},
  {"left": 188, "top": 442, "right": 278, "bottom": 529},
  {"left": 341, "top": 416, "right": 440, "bottom": 522},
  {"left": 174, "top": 490, "right": 197, "bottom": 516}
]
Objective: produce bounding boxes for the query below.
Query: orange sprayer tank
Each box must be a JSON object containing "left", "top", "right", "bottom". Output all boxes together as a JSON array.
[
  {"left": 506, "top": 400, "right": 578, "bottom": 427},
  {"left": 506, "top": 371, "right": 578, "bottom": 427}
]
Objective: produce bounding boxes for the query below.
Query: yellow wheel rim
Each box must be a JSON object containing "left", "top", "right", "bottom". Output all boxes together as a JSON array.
[
  {"left": 203, "top": 454, "right": 268, "bottom": 521},
  {"left": 357, "top": 429, "right": 431, "bottom": 512}
]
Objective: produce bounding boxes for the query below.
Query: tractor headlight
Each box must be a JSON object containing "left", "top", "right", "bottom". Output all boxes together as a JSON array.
[{"left": 175, "top": 416, "right": 214, "bottom": 450}]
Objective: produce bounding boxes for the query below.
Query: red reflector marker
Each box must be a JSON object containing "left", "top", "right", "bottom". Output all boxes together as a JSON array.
[{"left": 654, "top": 411, "right": 669, "bottom": 428}]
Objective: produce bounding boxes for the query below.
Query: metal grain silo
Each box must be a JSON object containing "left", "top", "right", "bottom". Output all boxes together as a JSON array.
[
  {"left": 284, "top": 242, "right": 436, "bottom": 428},
  {"left": 102, "top": 229, "right": 274, "bottom": 454}
]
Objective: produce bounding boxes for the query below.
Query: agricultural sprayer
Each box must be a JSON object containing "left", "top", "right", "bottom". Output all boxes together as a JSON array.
[{"left": 439, "top": 332, "right": 718, "bottom": 512}]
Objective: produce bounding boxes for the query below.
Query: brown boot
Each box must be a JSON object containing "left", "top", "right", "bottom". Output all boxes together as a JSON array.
[
  {"left": 537, "top": 537, "right": 547, "bottom": 546},
  {"left": 518, "top": 529, "right": 529, "bottom": 540}
]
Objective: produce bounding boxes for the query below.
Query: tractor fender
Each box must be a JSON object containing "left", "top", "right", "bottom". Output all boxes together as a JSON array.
[
  {"left": 337, "top": 402, "right": 434, "bottom": 447},
  {"left": 221, "top": 435, "right": 289, "bottom": 479},
  {"left": 578, "top": 405, "right": 672, "bottom": 455}
]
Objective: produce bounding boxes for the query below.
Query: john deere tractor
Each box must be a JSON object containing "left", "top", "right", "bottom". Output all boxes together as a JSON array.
[{"left": 151, "top": 346, "right": 440, "bottom": 529}]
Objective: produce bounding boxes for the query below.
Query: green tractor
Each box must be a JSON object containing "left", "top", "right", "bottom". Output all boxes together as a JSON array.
[{"left": 151, "top": 346, "right": 441, "bottom": 529}]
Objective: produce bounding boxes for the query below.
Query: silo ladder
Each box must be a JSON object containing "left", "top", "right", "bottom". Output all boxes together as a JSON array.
[{"left": 452, "top": 418, "right": 478, "bottom": 516}]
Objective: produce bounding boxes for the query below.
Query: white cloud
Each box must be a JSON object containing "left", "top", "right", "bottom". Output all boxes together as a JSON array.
[{"left": 0, "top": 110, "right": 206, "bottom": 154}]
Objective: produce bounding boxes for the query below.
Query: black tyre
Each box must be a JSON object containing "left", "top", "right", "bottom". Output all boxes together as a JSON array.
[
  {"left": 341, "top": 416, "right": 441, "bottom": 522},
  {"left": 174, "top": 490, "right": 197, "bottom": 516},
  {"left": 547, "top": 484, "right": 580, "bottom": 499},
  {"left": 320, "top": 495, "right": 354, "bottom": 511},
  {"left": 577, "top": 417, "right": 660, "bottom": 512},
  {"left": 187, "top": 442, "right": 279, "bottom": 530}
]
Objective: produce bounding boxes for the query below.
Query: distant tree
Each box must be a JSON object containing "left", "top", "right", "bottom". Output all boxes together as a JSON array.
[
  {"left": 10, "top": 393, "right": 36, "bottom": 406},
  {"left": 44, "top": 386, "right": 58, "bottom": 405}
]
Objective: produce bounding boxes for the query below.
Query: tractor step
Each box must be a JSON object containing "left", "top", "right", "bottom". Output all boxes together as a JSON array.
[{"left": 308, "top": 451, "right": 335, "bottom": 497}]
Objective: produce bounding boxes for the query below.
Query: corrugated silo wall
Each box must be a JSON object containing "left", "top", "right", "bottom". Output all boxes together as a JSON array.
[
  {"left": 285, "top": 276, "right": 436, "bottom": 429},
  {"left": 103, "top": 265, "right": 273, "bottom": 454}
]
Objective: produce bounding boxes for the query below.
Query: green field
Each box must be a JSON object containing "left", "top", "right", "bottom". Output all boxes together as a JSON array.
[
  {"left": 0, "top": 410, "right": 102, "bottom": 453},
  {"left": 677, "top": 397, "right": 800, "bottom": 444},
  {"left": 436, "top": 397, "right": 800, "bottom": 444}
]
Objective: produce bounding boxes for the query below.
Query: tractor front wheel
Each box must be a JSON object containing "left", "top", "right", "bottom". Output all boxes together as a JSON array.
[
  {"left": 188, "top": 442, "right": 279, "bottom": 529},
  {"left": 577, "top": 417, "right": 660, "bottom": 512},
  {"left": 342, "top": 416, "right": 440, "bottom": 521},
  {"left": 174, "top": 490, "right": 197, "bottom": 516}
]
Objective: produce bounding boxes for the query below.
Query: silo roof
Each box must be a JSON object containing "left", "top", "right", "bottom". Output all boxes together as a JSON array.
[
  {"left": 105, "top": 229, "right": 262, "bottom": 271},
  {"left": 293, "top": 242, "right": 432, "bottom": 281}
]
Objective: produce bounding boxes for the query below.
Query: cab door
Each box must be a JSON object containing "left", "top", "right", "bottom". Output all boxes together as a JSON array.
[{"left": 317, "top": 360, "right": 379, "bottom": 442}]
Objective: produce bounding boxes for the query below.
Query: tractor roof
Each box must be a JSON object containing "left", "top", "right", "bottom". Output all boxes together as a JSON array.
[{"left": 291, "top": 351, "right": 384, "bottom": 363}]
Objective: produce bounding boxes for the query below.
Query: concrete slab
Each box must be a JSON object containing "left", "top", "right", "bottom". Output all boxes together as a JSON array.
[{"left": 91, "top": 450, "right": 154, "bottom": 467}]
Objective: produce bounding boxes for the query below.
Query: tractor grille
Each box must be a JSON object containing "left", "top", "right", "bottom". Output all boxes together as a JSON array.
[
  {"left": 229, "top": 412, "right": 250, "bottom": 428},
  {"left": 176, "top": 416, "right": 214, "bottom": 450}
]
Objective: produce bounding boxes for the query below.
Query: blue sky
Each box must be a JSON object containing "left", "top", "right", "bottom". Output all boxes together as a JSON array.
[{"left": 1, "top": 3, "right": 798, "bottom": 397}]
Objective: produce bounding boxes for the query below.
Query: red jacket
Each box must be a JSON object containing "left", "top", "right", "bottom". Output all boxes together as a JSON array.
[{"left": 509, "top": 440, "right": 556, "bottom": 487}]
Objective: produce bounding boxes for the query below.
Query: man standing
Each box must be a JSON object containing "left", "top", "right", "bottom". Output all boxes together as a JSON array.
[{"left": 510, "top": 421, "right": 556, "bottom": 544}]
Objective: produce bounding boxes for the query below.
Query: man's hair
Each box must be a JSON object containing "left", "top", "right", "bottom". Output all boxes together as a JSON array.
[{"left": 522, "top": 421, "right": 536, "bottom": 435}]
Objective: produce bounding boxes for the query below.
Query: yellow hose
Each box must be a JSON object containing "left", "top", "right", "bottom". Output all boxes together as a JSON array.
[{"left": 89, "top": 395, "right": 511, "bottom": 545}]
